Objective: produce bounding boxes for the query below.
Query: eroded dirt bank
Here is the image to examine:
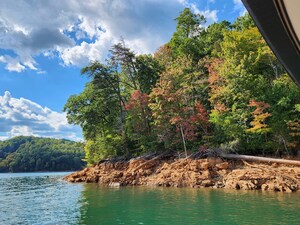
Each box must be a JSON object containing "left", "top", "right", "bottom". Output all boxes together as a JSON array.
[{"left": 65, "top": 155, "right": 300, "bottom": 192}]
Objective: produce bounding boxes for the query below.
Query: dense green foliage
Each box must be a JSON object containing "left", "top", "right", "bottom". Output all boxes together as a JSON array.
[
  {"left": 64, "top": 9, "right": 300, "bottom": 165},
  {"left": 0, "top": 136, "right": 85, "bottom": 172}
]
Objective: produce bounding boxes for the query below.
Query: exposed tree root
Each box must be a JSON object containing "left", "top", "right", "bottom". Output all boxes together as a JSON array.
[{"left": 65, "top": 150, "right": 300, "bottom": 193}]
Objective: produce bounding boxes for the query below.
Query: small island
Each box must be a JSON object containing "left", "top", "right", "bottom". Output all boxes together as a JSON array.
[
  {"left": 64, "top": 9, "right": 300, "bottom": 192},
  {"left": 65, "top": 151, "right": 300, "bottom": 192}
]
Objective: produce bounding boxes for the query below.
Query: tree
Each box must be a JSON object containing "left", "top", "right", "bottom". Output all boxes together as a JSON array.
[
  {"left": 207, "top": 14, "right": 300, "bottom": 154},
  {"left": 135, "top": 55, "right": 164, "bottom": 94},
  {"left": 0, "top": 136, "right": 85, "bottom": 172},
  {"left": 64, "top": 41, "right": 165, "bottom": 162},
  {"left": 247, "top": 100, "right": 271, "bottom": 134},
  {"left": 62, "top": 10, "right": 300, "bottom": 160},
  {"left": 169, "top": 8, "right": 206, "bottom": 62},
  {"left": 200, "top": 20, "right": 231, "bottom": 56},
  {"left": 232, "top": 13, "right": 255, "bottom": 31},
  {"left": 268, "top": 75, "right": 300, "bottom": 154},
  {"left": 149, "top": 56, "right": 209, "bottom": 151}
]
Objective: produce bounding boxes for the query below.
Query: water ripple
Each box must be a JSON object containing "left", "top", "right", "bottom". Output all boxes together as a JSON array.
[
  {"left": 0, "top": 172, "right": 84, "bottom": 225},
  {"left": 1, "top": 173, "right": 300, "bottom": 225}
]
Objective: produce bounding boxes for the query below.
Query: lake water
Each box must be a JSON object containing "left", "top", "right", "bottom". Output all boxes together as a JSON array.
[{"left": 0, "top": 172, "right": 300, "bottom": 225}]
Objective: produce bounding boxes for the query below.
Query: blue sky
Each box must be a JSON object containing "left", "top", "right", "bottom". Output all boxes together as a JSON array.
[{"left": 0, "top": 0, "right": 246, "bottom": 141}]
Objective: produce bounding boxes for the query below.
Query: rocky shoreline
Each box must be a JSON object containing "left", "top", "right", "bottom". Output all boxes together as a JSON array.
[{"left": 64, "top": 155, "right": 300, "bottom": 193}]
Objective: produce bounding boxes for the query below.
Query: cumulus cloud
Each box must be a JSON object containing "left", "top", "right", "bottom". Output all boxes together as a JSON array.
[
  {"left": 0, "top": 0, "right": 182, "bottom": 71},
  {"left": 60, "top": 29, "right": 113, "bottom": 66},
  {"left": 0, "top": 55, "right": 26, "bottom": 72},
  {"left": 0, "top": 11, "right": 74, "bottom": 72},
  {"left": 0, "top": 0, "right": 217, "bottom": 72},
  {"left": 0, "top": 91, "right": 82, "bottom": 141}
]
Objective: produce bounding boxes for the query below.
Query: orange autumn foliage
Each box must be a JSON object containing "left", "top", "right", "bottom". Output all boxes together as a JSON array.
[{"left": 247, "top": 100, "right": 271, "bottom": 133}]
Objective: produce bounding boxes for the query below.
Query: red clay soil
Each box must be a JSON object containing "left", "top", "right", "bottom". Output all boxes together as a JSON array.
[{"left": 64, "top": 157, "right": 300, "bottom": 193}]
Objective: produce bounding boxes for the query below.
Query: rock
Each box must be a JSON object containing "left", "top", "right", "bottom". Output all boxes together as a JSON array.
[
  {"left": 128, "top": 159, "right": 146, "bottom": 170},
  {"left": 285, "top": 186, "right": 292, "bottom": 193},
  {"left": 189, "top": 161, "right": 199, "bottom": 171},
  {"left": 109, "top": 182, "right": 121, "bottom": 188},
  {"left": 208, "top": 157, "right": 223, "bottom": 167},
  {"left": 199, "top": 170, "right": 210, "bottom": 179},
  {"left": 75, "top": 178, "right": 82, "bottom": 182},
  {"left": 261, "top": 184, "right": 268, "bottom": 191},
  {"left": 142, "top": 161, "right": 157, "bottom": 170},
  {"left": 113, "top": 172, "right": 123, "bottom": 178},
  {"left": 202, "top": 180, "right": 214, "bottom": 187},
  {"left": 216, "top": 162, "right": 229, "bottom": 170},
  {"left": 290, "top": 184, "right": 298, "bottom": 191},
  {"left": 64, "top": 155, "right": 300, "bottom": 193},
  {"left": 200, "top": 162, "right": 209, "bottom": 170},
  {"left": 86, "top": 176, "right": 98, "bottom": 183},
  {"left": 142, "top": 169, "right": 153, "bottom": 176},
  {"left": 132, "top": 180, "right": 137, "bottom": 185},
  {"left": 216, "top": 181, "right": 224, "bottom": 188}
]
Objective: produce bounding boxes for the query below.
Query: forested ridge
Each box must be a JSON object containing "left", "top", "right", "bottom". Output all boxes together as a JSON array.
[
  {"left": 0, "top": 136, "right": 85, "bottom": 172},
  {"left": 64, "top": 8, "right": 300, "bottom": 166}
]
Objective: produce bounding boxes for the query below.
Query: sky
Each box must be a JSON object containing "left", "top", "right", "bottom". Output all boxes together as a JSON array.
[{"left": 0, "top": 0, "right": 246, "bottom": 141}]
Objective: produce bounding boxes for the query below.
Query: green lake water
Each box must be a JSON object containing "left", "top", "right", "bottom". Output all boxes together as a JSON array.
[{"left": 0, "top": 172, "right": 299, "bottom": 225}]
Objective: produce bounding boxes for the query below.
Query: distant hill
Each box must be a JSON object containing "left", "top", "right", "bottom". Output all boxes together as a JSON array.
[{"left": 0, "top": 136, "right": 86, "bottom": 172}]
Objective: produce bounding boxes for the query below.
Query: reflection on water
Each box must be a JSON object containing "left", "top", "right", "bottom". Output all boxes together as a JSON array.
[
  {"left": 79, "top": 185, "right": 300, "bottom": 225},
  {"left": 1, "top": 172, "right": 300, "bottom": 225}
]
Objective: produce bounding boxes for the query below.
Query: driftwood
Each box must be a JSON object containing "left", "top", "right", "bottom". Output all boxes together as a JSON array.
[
  {"left": 131, "top": 151, "right": 171, "bottom": 173},
  {"left": 220, "top": 153, "right": 300, "bottom": 166}
]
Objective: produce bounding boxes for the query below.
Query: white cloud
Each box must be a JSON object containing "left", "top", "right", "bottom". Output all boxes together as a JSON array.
[
  {"left": 0, "top": 91, "right": 82, "bottom": 141},
  {"left": 8, "top": 126, "right": 34, "bottom": 137},
  {"left": 0, "top": 11, "right": 74, "bottom": 72},
  {"left": 59, "top": 29, "right": 113, "bottom": 66},
  {"left": 0, "top": 0, "right": 218, "bottom": 72},
  {"left": 181, "top": 1, "right": 218, "bottom": 25},
  {"left": 0, "top": 0, "right": 185, "bottom": 72},
  {"left": 200, "top": 9, "right": 218, "bottom": 24},
  {"left": 0, "top": 55, "right": 26, "bottom": 72},
  {"left": 233, "top": 0, "right": 247, "bottom": 16}
]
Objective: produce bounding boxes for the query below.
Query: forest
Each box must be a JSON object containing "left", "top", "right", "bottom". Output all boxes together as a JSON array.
[
  {"left": 0, "top": 136, "right": 85, "bottom": 172},
  {"left": 64, "top": 8, "right": 300, "bottom": 166}
]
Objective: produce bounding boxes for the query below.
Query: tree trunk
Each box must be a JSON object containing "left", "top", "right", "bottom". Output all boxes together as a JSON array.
[
  {"left": 220, "top": 153, "right": 300, "bottom": 166},
  {"left": 180, "top": 125, "right": 187, "bottom": 158}
]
